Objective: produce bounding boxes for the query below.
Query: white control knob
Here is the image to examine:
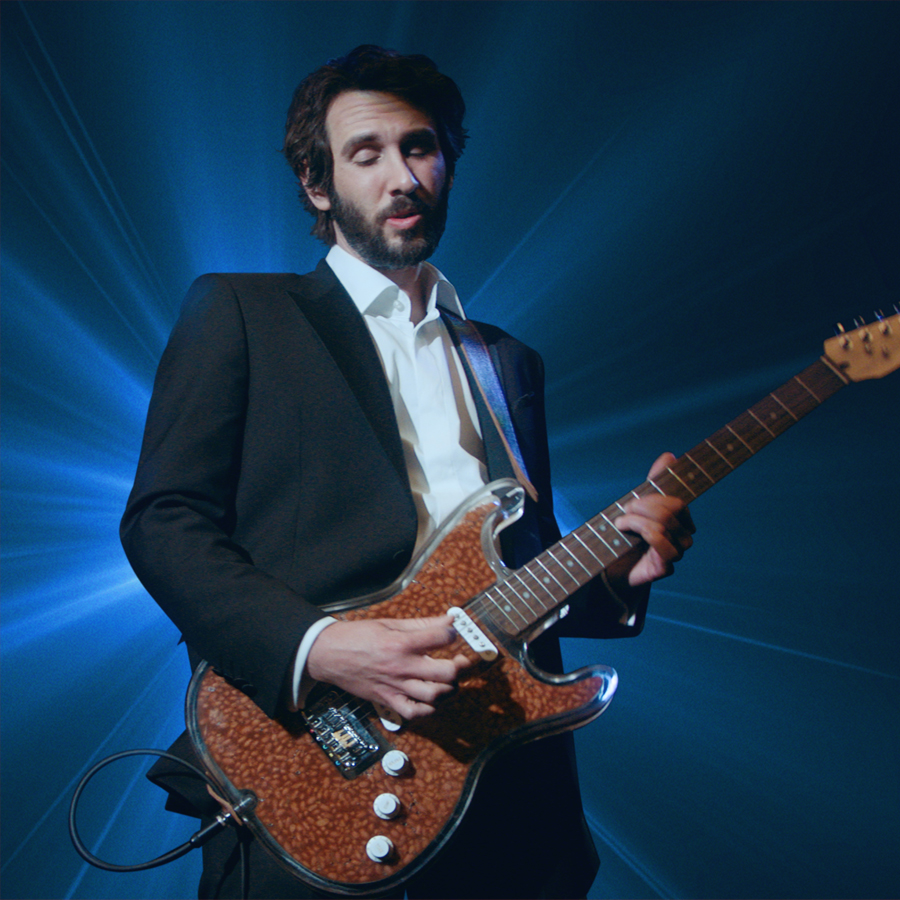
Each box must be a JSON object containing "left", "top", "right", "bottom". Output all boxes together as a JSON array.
[
  {"left": 373, "top": 793, "right": 402, "bottom": 820},
  {"left": 366, "top": 835, "right": 394, "bottom": 863},
  {"left": 381, "top": 750, "right": 409, "bottom": 776}
]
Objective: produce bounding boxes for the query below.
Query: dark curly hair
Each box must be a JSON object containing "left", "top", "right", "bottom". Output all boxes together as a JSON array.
[{"left": 283, "top": 45, "right": 467, "bottom": 244}]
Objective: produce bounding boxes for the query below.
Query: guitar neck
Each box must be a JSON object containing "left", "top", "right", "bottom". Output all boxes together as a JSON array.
[{"left": 480, "top": 357, "right": 848, "bottom": 638}]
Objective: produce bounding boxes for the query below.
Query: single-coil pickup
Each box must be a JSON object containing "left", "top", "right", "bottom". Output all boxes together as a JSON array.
[{"left": 448, "top": 606, "right": 498, "bottom": 661}]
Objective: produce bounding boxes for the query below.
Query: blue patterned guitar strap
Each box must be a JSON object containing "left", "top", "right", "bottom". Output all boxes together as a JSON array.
[{"left": 440, "top": 310, "right": 538, "bottom": 503}]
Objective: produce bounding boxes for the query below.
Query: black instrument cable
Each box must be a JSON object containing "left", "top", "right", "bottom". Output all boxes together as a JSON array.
[{"left": 69, "top": 748, "right": 255, "bottom": 898}]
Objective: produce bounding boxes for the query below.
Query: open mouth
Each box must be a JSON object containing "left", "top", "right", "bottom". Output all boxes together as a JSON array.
[{"left": 385, "top": 213, "right": 423, "bottom": 230}]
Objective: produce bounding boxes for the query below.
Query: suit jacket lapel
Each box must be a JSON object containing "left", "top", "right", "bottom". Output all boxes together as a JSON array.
[{"left": 287, "top": 260, "right": 409, "bottom": 486}]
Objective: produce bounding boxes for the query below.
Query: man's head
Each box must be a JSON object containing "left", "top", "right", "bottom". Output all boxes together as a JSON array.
[{"left": 283, "top": 45, "right": 467, "bottom": 266}]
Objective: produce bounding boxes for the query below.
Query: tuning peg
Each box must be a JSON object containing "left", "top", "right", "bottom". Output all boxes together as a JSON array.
[{"left": 834, "top": 322, "right": 851, "bottom": 349}]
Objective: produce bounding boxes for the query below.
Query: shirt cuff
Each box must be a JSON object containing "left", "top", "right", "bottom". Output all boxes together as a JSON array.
[{"left": 290, "top": 616, "right": 338, "bottom": 710}]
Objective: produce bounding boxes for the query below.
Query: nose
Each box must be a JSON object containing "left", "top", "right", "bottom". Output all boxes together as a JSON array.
[{"left": 386, "top": 151, "right": 420, "bottom": 195}]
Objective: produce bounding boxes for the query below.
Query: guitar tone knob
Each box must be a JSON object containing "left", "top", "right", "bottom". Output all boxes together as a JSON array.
[
  {"left": 381, "top": 750, "right": 409, "bottom": 776},
  {"left": 366, "top": 835, "right": 394, "bottom": 863},
  {"left": 373, "top": 793, "right": 401, "bottom": 820}
]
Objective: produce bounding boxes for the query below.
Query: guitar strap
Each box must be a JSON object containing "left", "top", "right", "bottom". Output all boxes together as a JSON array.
[{"left": 440, "top": 310, "right": 538, "bottom": 503}]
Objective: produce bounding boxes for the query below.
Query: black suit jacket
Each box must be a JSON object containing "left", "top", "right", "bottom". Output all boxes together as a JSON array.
[{"left": 121, "top": 261, "right": 647, "bottom": 895}]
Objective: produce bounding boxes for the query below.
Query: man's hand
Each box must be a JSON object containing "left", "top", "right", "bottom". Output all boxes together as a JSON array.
[
  {"left": 306, "top": 614, "right": 471, "bottom": 720},
  {"left": 606, "top": 452, "right": 696, "bottom": 590}
]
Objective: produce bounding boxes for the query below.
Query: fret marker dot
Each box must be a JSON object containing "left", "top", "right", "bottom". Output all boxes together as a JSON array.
[
  {"left": 613, "top": 539, "right": 621, "bottom": 546},
  {"left": 542, "top": 577, "right": 551, "bottom": 584},
  {"left": 726, "top": 443, "right": 734, "bottom": 451},
  {"left": 599, "top": 525, "right": 607, "bottom": 531},
  {"left": 770, "top": 412, "right": 777, "bottom": 419},
  {"left": 523, "top": 592, "right": 531, "bottom": 599},
  {"left": 688, "top": 472, "right": 695, "bottom": 480},
  {"left": 504, "top": 604, "right": 512, "bottom": 612},
  {"left": 566, "top": 560, "right": 574, "bottom": 567}
]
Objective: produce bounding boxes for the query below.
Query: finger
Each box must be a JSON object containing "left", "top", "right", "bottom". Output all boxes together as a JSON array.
[
  {"left": 646, "top": 451, "right": 677, "bottom": 481},
  {"left": 398, "top": 677, "right": 457, "bottom": 705},
  {"left": 384, "top": 691, "right": 436, "bottom": 720},
  {"left": 614, "top": 513, "right": 683, "bottom": 562},
  {"left": 382, "top": 614, "right": 458, "bottom": 650},
  {"left": 618, "top": 498, "right": 686, "bottom": 539},
  {"left": 402, "top": 654, "right": 467, "bottom": 685}
]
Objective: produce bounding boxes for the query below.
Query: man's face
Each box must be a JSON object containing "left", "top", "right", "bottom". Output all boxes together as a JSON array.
[{"left": 306, "top": 90, "right": 451, "bottom": 270}]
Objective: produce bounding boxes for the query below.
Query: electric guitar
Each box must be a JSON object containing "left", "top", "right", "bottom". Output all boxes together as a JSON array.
[{"left": 186, "top": 312, "right": 898, "bottom": 895}]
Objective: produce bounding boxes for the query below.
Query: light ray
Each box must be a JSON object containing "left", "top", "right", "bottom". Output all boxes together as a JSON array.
[
  {"left": 584, "top": 809, "right": 674, "bottom": 900},
  {"left": 647, "top": 613, "right": 900, "bottom": 681},
  {"left": 0, "top": 645, "right": 185, "bottom": 875}
]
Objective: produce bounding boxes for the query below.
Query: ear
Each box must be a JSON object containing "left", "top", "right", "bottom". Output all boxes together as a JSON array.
[{"left": 302, "top": 178, "right": 331, "bottom": 212}]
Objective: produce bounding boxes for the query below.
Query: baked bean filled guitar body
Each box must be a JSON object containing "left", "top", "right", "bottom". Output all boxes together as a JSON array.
[{"left": 187, "top": 313, "right": 899, "bottom": 895}]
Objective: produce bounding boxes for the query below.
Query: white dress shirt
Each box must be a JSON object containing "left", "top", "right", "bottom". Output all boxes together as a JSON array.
[{"left": 292, "top": 246, "right": 489, "bottom": 706}]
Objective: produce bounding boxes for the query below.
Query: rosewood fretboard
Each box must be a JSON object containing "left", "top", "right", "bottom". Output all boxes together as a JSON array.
[{"left": 476, "top": 358, "right": 848, "bottom": 638}]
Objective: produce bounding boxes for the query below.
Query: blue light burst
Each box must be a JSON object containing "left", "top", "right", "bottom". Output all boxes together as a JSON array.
[{"left": 2, "top": 3, "right": 898, "bottom": 899}]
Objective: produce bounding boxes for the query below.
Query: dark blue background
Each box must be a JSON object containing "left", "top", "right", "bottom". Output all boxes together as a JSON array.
[{"left": 2, "top": 3, "right": 898, "bottom": 898}]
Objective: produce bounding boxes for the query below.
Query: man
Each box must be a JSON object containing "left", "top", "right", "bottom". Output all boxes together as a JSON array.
[{"left": 122, "top": 46, "right": 693, "bottom": 899}]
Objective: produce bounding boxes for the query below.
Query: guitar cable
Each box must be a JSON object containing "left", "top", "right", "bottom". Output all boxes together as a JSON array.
[{"left": 68, "top": 748, "right": 254, "bottom": 898}]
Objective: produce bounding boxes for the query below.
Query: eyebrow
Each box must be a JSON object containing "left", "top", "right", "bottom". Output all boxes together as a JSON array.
[
  {"left": 340, "top": 127, "right": 438, "bottom": 158},
  {"left": 340, "top": 133, "right": 379, "bottom": 158}
]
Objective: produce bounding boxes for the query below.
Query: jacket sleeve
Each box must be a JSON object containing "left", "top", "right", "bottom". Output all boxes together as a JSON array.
[{"left": 120, "top": 275, "right": 327, "bottom": 718}]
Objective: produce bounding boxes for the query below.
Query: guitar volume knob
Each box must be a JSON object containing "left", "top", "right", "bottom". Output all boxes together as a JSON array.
[
  {"left": 381, "top": 750, "right": 409, "bottom": 776},
  {"left": 373, "top": 793, "right": 402, "bottom": 819},
  {"left": 366, "top": 835, "right": 394, "bottom": 863}
]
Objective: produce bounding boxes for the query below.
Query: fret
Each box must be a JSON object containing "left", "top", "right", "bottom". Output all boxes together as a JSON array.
[
  {"left": 704, "top": 436, "right": 737, "bottom": 472},
  {"left": 560, "top": 526, "right": 602, "bottom": 576},
  {"left": 552, "top": 541, "right": 594, "bottom": 579},
  {"left": 640, "top": 467, "right": 686, "bottom": 500},
  {"left": 594, "top": 513, "right": 637, "bottom": 553},
  {"left": 663, "top": 465, "right": 699, "bottom": 499},
  {"left": 479, "top": 585, "right": 521, "bottom": 634},
  {"left": 567, "top": 529, "right": 609, "bottom": 569},
  {"left": 519, "top": 554, "right": 566, "bottom": 609},
  {"left": 679, "top": 453, "right": 716, "bottom": 492},
  {"left": 749, "top": 395, "right": 795, "bottom": 438},
  {"left": 704, "top": 425, "right": 754, "bottom": 469},
  {"left": 545, "top": 541, "right": 591, "bottom": 587},
  {"left": 773, "top": 376, "right": 824, "bottom": 419},
  {"left": 478, "top": 354, "right": 861, "bottom": 640},
  {"left": 686, "top": 443, "right": 725, "bottom": 477},
  {"left": 533, "top": 553, "right": 571, "bottom": 591},
  {"left": 748, "top": 407, "right": 776, "bottom": 438},
  {"left": 507, "top": 572, "right": 543, "bottom": 616},
  {"left": 591, "top": 515, "right": 619, "bottom": 541},
  {"left": 490, "top": 582, "right": 532, "bottom": 634},
  {"left": 514, "top": 566, "right": 559, "bottom": 609},
  {"left": 727, "top": 418, "right": 765, "bottom": 454},
  {"left": 769, "top": 391, "right": 799, "bottom": 421},
  {"left": 795, "top": 372, "right": 824, "bottom": 402}
]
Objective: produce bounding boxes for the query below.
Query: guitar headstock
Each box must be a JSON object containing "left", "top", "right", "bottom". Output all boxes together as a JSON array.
[{"left": 822, "top": 311, "right": 900, "bottom": 382}]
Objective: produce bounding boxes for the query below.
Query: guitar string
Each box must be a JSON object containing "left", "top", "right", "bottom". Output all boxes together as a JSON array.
[{"left": 307, "top": 357, "right": 852, "bottom": 721}]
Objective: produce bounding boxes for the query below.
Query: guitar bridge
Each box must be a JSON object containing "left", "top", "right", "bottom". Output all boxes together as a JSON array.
[{"left": 302, "top": 687, "right": 390, "bottom": 780}]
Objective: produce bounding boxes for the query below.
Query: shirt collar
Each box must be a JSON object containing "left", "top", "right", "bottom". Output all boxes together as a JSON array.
[{"left": 325, "top": 244, "right": 466, "bottom": 321}]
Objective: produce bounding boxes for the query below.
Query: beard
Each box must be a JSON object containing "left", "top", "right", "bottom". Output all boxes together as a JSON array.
[{"left": 328, "top": 183, "right": 450, "bottom": 270}]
